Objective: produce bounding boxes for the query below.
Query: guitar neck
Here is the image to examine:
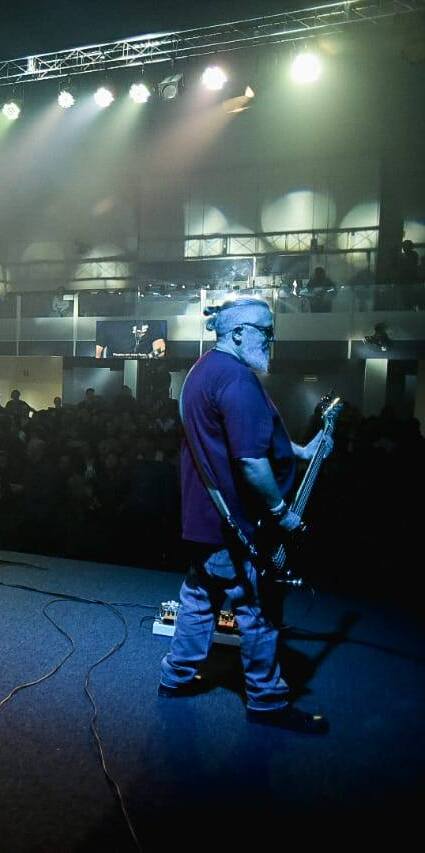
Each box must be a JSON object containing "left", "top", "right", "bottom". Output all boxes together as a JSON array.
[{"left": 290, "top": 425, "right": 331, "bottom": 519}]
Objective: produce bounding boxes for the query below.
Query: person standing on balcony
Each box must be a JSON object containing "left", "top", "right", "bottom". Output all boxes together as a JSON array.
[{"left": 306, "top": 266, "right": 336, "bottom": 312}]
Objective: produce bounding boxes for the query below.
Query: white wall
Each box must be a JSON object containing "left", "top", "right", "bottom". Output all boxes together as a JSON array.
[
  {"left": 0, "top": 356, "right": 63, "bottom": 410},
  {"left": 62, "top": 365, "right": 123, "bottom": 405}
]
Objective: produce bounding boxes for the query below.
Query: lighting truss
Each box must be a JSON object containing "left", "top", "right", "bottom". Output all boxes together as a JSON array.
[{"left": 0, "top": 0, "right": 424, "bottom": 87}]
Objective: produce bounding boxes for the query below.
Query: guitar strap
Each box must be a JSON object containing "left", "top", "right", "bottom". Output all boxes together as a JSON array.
[{"left": 179, "top": 364, "right": 257, "bottom": 559}]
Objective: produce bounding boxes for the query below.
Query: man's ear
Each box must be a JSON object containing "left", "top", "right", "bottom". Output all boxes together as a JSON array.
[{"left": 232, "top": 326, "right": 243, "bottom": 345}]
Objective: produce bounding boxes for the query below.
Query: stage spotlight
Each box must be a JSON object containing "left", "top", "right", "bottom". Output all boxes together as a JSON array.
[
  {"left": 58, "top": 89, "right": 75, "bottom": 109},
  {"left": 158, "top": 73, "right": 183, "bottom": 100},
  {"left": 94, "top": 86, "right": 114, "bottom": 108},
  {"left": 2, "top": 101, "right": 21, "bottom": 120},
  {"left": 129, "top": 82, "right": 150, "bottom": 104},
  {"left": 201, "top": 65, "right": 227, "bottom": 91},
  {"left": 290, "top": 50, "right": 322, "bottom": 84},
  {"left": 223, "top": 84, "right": 256, "bottom": 114}
]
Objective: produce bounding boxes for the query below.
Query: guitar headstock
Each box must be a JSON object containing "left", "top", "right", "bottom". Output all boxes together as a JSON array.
[{"left": 320, "top": 394, "right": 343, "bottom": 433}]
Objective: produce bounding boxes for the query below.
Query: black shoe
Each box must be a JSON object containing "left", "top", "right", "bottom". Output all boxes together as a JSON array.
[
  {"left": 157, "top": 675, "right": 209, "bottom": 698},
  {"left": 247, "top": 704, "right": 329, "bottom": 734}
]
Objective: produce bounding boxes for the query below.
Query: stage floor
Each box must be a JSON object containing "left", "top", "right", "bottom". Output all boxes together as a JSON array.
[{"left": 0, "top": 549, "right": 423, "bottom": 851}]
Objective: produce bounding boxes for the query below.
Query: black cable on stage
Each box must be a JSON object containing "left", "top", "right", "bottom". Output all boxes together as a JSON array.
[
  {"left": 140, "top": 614, "right": 156, "bottom": 630},
  {"left": 81, "top": 599, "right": 142, "bottom": 851},
  {"left": 0, "top": 598, "right": 75, "bottom": 709},
  {"left": 0, "top": 577, "right": 159, "bottom": 852},
  {"left": 0, "top": 558, "right": 48, "bottom": 570},
  {"left": 0, "top": 572, "right": 318, "bottom": 847}
]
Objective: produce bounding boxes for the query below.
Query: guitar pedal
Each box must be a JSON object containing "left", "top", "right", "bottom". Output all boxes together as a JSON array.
[{"left": 153, "top": 602, "right": 240, "bottom": 645}]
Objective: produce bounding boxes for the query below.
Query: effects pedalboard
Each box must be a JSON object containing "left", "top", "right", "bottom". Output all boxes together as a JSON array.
[{"left": 152, "top": 600, "right": 241, "bottom": 646}]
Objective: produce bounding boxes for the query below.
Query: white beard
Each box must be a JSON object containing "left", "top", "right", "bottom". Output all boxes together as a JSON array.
[{"left": 241, "top": 341, "right": 270, "bottom": 373}]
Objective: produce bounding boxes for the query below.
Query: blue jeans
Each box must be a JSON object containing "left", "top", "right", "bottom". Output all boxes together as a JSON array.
[{"left": 160, "top": 545, "right": 289, "bottom": 711}]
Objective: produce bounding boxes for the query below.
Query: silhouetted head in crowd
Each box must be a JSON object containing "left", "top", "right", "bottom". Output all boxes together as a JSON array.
[
  {"left": 58, "top": 454, "right": 72, "bottom": 474},
  {"left": 401, "top": 416, "right": 423, "bottom": 442},
  {"left": 11, "top": 390, "right": 20, "bottom": 401},
  {"left": 26, "top": 437, "right": 46, "bottom": 463},
  {"left": 105, "top": 420, "right": 117, "bottom": 438},
  {"left": 139, "top": 436, "right": 163, "bottom": 462},
  {"left": 79, "top": 387, "right": 102, "bottom": 411},
  {"left": 98, "top": 438, "right": 113, "bottom": 458},
  {"left": 402, "top": 240, "right": 414, "bottom": 253},
  {"left": 54, "top": 397, "right": 62, "bottom": 409},
  {"left": 104, "top": 451, "right": 120, "bottom": 472},
  {"left": 311, "top": 267, "right": 327, "bottom": 282}
]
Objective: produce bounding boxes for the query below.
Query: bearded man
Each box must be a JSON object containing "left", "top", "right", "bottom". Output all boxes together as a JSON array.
[{"left": 158, "top": 297, "right": 330, "bottom": 733}]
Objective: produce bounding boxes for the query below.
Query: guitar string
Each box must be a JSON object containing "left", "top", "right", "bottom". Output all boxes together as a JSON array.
[
  {"left": 293, "top": 443, "right": 327, "bottom": 517},
  {"left": 298, "top": 444, "right": 327, "bottom": 514},
  {"left": 297, "top": 447, "right": 326, "bottom": 515},
  {"left": 292, "top": 438, "right": 326, "bottom": 510},
  {"left": 293, "top": 418, "right": 336, "bottom": 516},
  {"left": 271, "top": 437, "right": 327, "bottom": 574}
]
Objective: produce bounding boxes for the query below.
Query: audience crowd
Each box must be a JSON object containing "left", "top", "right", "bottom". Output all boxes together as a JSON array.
[
  {"left": 0, "top": 385, "right": 423, "bottom": 599},
  {"left": 301, "top": 401, "right": 424, "bottom": 597},
  {"left": 0, "top": 386, "right": 182, "bottom": 568}
]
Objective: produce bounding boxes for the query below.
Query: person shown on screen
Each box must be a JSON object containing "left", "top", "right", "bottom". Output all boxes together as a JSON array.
[
  {"left": 130, "top": 322, "right": 166, "bottom": 357},
  {"left": 95, "top": 319, "right": 166, "bottom": 358}
]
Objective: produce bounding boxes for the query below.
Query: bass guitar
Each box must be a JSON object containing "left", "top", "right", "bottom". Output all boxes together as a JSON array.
[{"left": 253, "top": 395, "right": 342, "bottom": 584}]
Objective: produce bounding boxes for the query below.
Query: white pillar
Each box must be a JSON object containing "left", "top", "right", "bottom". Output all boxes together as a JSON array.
[
  {"left": 363, "top": 358, "right": 388, "bottom": 417},
  {"left": 170, "top": 369, "right": 188, "bottom": 401},
  {"left": 123, "top": 359, "right": 138, "bottom": 397}
]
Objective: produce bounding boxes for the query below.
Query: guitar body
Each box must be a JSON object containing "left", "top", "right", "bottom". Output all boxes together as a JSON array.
[{"left": 254, "top": 518, "right": 304, "bottom": 584}]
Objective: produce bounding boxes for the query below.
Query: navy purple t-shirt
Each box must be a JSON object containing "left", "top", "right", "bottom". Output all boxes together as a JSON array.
[{"left": 181, "top": 349, "right": 296, "bottom": 546}]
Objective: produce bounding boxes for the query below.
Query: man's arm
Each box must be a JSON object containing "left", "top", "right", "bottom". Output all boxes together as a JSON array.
[
  {"left": 293, "top": 430, "right": 333, "bottom": 460},
  {"left": 237, "top": 457, "right": 285, "bottom": 511},
  {"left": 237, "top": 457, "right": 301, "bottom": 530},
  {"left": 291, "top": 442, "right": 307, "bottom": 460}
]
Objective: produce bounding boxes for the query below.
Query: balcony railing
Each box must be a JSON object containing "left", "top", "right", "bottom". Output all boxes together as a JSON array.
[{"left": 1, "top": 282, "right": 425, "bottom": 320}]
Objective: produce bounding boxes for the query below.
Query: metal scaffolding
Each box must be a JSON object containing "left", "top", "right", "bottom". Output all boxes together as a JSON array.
[{"left": 0, "top": 0, "right": 424, "bottom": 87}]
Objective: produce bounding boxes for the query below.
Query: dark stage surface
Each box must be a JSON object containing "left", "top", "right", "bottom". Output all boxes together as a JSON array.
[{"left": 0, "top": 550, "right": 424, "bottom": 851}]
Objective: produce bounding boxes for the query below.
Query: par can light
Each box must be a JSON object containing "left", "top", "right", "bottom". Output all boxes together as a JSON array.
[
  {"left": 2, "top": 101, "right": 21, "bottom": 120},
  {"left": 290, "top": 51, "right": 322, "bottom": 84},
  {"left": 158, "top": 73, "right": 183, "bottom": 100},
  {"left": 58, "top": 89, "right": 75, "bottom": 109},
  {"left": 94, "top": 86, "right": 114, "bottom": 108},
  {"left": 201, "top": 66, "right": 228, "bottom": 91},
  {"left": 129, "top": 82, "right": 150, "bottom": 104}
]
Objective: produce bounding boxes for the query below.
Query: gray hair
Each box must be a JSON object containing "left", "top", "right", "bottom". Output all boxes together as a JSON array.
[{"left": 204, "top": 297, "right": 272, "bottom": 338}]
